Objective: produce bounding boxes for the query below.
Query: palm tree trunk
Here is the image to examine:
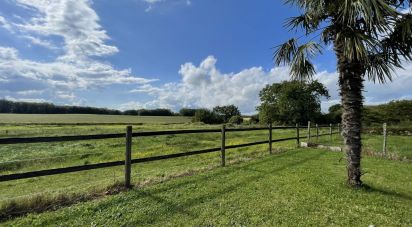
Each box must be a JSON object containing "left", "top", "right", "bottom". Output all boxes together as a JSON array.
[
  {"left": 340, "top": 74, "right": 364, "bottom": 187},
  {"left": 334, "top": 41, "right": 364, "bottom": 187}
]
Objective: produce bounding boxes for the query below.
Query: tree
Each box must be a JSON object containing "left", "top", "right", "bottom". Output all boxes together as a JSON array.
[
  {"left": 179, "top": 108, "right": 198, "bottom": 116},
  {"left": 274, "top": 0, "right": 412, "bottom": 187},
  {"left": 212, "top": 105, "right": 241, "bottom": 123},
  {"left": 257, "top": 80, "right": 329, "bottom": 125},
  {"left": 328, "top": 104, "right": 342, "bottom": 124},
  {"left": 193, "top": 109, "right": 223, "bottom": 124}
]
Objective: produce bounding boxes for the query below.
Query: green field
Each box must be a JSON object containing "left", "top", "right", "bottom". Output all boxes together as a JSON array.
[
  {"left": 0, "top": 116, "right": 300, "bottom": 219},
  {"left": 5, "top": 149, "right": 412, "bottom": 226},
  {"left": 0, "top": 114, "right": 191, "bottom": 124},
  {"left": 0, "top": 114, "right": 411, "bottom": 224}
]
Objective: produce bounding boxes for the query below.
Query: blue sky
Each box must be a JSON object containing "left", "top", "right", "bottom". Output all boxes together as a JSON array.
[{"left": 0, "top": 0, "right": 411, "bottom": 114}]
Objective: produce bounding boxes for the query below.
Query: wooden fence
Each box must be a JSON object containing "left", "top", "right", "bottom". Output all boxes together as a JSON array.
[{"left": 0, "top": 123, "right": 339, "bottom": 187}]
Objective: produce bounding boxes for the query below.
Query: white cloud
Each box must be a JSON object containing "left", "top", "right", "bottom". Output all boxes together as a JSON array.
[
  {"left": 126, "top": 56, "right": 412, "bottom": 114},
  {"left": 142, "top": 0, "right": 191, "bottom": 12},
  {"left": 126, "top": 56, "right": 290, "bottom": 114},
  {"left": 4, "top": 95, "right": 48, "bottom": 103},
  {"left": 0, "top": 15, "right": 13, "bottom": 31},
  {"left": 0, "top": 46, "right": 153, "bottom": 90},
  {"left": 16, "top": 89, "right": 45, "bottom": 96},
  {"left": 15, "top": 0, "right": 118, "bottom": 59},
  {"left": 143, "top": 0, "right": 163, "bottom": 3},
  {"left": 0, "top": 0, "right": 155, "bottom": 104},
  {"left": 119, "top": 101, "right": 147, "bottom": 110},
  {"left": 22, "top": 35, "right": 57, "bottom": 49},
  {"left": 0, "top": 46, "right": 18, "bottom": 59}
]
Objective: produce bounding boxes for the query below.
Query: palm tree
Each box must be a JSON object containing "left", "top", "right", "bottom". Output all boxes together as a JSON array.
[{"left": 274, "top": 0, "right": 412, "bottom": 187}]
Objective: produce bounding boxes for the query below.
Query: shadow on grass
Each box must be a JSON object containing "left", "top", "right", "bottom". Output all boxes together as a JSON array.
[
  {"left": 362, "top": 184, "right": 412, "bottom": 201},
  {"left": 135, "top": 149, "right": 307, "bottom": 194},
  {"left": 126, "top": 150, "right": 327, "bottom": 225}
]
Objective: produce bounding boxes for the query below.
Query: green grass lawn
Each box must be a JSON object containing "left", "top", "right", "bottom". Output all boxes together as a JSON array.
[
  {"left": 5, "top": 149, "right": 412, "bottom": 226},
  {"left": 0, "top": 114, "right": 191, "bottom": 124}
]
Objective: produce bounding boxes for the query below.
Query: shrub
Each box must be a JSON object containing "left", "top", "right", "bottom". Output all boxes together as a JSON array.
[
  {"left": 179, "top": 108, "right": 198, "bottom": 116},
  {"left": 228, "top": 115, "right": 243, "bottom": 124},
  {"left": 193, "top": 109, "right": 223, "bottom": 124}
]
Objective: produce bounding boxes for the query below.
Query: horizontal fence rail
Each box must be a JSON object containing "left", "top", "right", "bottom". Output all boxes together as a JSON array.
[
  {"left": 0, "top": 133, "right": 125, "bottom": 145},
  {"left": 0, "top": 123, "right": 340, "bottom": 183},
  {"left": 0, "top": 126, "right": 333, "bottom": 145}
]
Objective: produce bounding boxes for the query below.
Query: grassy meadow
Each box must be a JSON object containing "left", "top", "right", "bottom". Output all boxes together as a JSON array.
[
  {"left": 0, "top": 114, "right": 301, "bottom": 219},
  {"left": 0, "top": 114, "right": 410, "bottom": 224},
  {"left": 5, "top": 149, "right": 412, "bottom": 226}
]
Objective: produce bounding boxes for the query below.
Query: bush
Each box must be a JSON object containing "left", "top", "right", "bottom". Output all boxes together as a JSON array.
[
  {"left": 179, "top": 108, "right": 197, "bottom": 116},
  {"left": 193, "top": 109, "right": 223, "bottom": 124},
  {"left": 228, "top": 115, "right": 243, "bottom": 124},
  {"left": 249, "top": 115, "right": 259, "bottom": 124}
]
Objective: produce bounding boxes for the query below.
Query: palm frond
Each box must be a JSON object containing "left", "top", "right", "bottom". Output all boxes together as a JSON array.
[
  {"left": 336, "top": 28, "right": 381, "bottom": 63},
  {"left": 338, "top": 0, "right": 397, "bottom": 33},
  {"left": 285, "top": 13, "right": 325, "bottom": 33},
  {"left": 280, "top": 0, "right": 411, "bottom": 84},
  {"left": 274, "top": 40, "right": 322, "bottom": 80},
  {"left": 273, "top": 38, "right": 298, "bottom": 66},
  {"left": 365, "top": 53, "right": 397, "bottom": 83},
  {"left": 384, "top": 14, "right": 412, "bottom": 61},
  {"left": 365, "top": 13, "right": 412, "bottom": 83}
]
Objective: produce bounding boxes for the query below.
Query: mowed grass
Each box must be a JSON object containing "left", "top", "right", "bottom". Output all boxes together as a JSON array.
[
  {"left": 0, "top": 114, "right": 191, "bottom": 124},
  {"left": 5, "top": 149, "right": 412, "bottom": 226}
]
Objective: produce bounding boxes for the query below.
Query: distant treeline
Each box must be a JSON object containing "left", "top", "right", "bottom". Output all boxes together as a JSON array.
[
  {"left": 327, "top": 100, "right": 412, "bottom": 125},
  {"left": 0, "top": 100, "right": 174, "bottom": 116},
  {"left": 364, "top": 100, "right": 412, "bottom": 125}
]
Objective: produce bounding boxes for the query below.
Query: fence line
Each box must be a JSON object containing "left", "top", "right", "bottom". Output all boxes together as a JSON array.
[{"left": 0, "top": 123, "right": 338, "bottom": 185}]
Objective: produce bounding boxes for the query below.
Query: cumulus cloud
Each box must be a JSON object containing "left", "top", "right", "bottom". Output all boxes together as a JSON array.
[
  {"left": 127, "top": 56, "right": 290, "bottom": 114},
  {"left": 15, "top": 0, "right": 119, "bottom": 59},
  {"left": 0, "top": 0, "right": 154, "bottom": 104},
  {"left": 126, "top": 56, "right": 412, "bottom": 114}
]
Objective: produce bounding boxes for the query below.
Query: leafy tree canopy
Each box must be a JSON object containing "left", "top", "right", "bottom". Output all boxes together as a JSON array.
[
  {"left": 212, "top": 105, "right": 241, "bottom": 123},
  {"left": 257, "top": 80, "right": 329, "bottom": 125},
  {"left": 193, "top": 108, "right": 223, "bottom": 124}
]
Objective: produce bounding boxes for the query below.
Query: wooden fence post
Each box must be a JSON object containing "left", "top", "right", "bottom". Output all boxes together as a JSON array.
[
  {"left": 337, "top": 123, "right": 340, "bottom": 138},
  {"left": 269, "top": 123, "right": 272, "bottom": 154},
  {"left": 296, "top": 123, "right": 300, "bottom": 148},
  {"left": 221, "top": 124, "right": 226, "bottom": 167},
  {"left": 316, "top": 124, "right": 319, "bottom": 142},
  {"left": 125, "top": 125, "right": 132, "bottom": 188},
  {"left": 329, "top": 123, "right": 333, "bottom": 142},
  {"left": 307, "top": 121, "right": 311, "bottom": 143},
  {"left": 383, "top": 123, "right": 387, "bottom": 155}
]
